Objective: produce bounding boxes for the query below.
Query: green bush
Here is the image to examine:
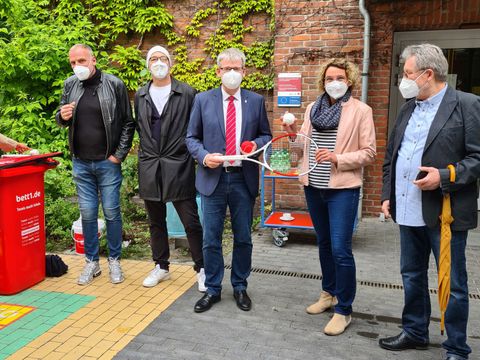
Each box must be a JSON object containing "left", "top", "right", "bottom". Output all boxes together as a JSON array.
[
  {"left": 43, "top": 157, "right": 77, "bottom": 252},
  {"left": 45, "top": 196, "right": 79, "bottom": 253},
  {"left": 1, "top": 0, "right": 274, "bottom": 258}
]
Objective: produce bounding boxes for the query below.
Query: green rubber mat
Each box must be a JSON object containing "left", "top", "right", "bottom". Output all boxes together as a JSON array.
[{"left": 0, "top": 290, "right": 94, "bottom": 359}]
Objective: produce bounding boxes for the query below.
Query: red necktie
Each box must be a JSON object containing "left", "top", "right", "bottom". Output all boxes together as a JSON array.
[{"left": 225, "top": 96, "right": 236, "bottom": 160}]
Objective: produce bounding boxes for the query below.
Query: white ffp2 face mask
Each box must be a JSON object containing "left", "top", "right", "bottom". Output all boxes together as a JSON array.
[
  {"left": 399, "top": 78, "right": 420, "bottom": 99},
  {"left": 73, "top": 66, "right": 91, "bottom": 81},
  {"left": 222, "top": 70, "right": 243, "bottom": 90},
  {"left": 150, "top": 61, "right": 169, "bottom": 79},
  {"left": 325, "top": 81, "right": 349, "bottom": 99},
  {"left": 398, "top": 70, "right": 427, "bottom": 99}
]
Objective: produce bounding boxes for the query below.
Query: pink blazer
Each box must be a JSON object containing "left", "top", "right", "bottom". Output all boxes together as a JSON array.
[{"left": 298, "top": 96, "right": 376, "bottom": 188}]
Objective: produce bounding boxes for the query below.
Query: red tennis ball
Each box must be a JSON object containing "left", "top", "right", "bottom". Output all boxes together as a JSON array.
[{"left": 241, "top": 141, "right": 254, "bottom": 153}]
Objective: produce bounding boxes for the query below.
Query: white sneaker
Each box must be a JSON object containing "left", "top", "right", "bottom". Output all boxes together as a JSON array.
[
  {"left": 77, "top": 259, "right": 101, "bottom": 285},
  {"left": 143, "top": 264, "right": 170, "bottom": 287},
  {"left": 197, "top": 268, "right": 207, "bottom": 292},
  {"left": 108, "top": 257, "right": 125, "bottom": 284}
]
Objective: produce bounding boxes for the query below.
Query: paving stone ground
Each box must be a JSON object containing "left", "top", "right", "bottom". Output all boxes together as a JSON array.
[
  {"left": 4, "top": 258, "right": 197, "bottom": 360},
  {"left": 115, "top": 218, "right": 480, "bottom": 360}
]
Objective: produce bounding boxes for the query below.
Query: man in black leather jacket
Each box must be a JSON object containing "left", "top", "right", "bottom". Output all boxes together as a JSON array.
[{"left": 56, "top": 44, "right": 134, "bottom": 286}]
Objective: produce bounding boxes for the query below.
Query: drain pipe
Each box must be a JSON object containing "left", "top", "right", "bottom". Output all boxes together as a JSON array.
[
  {"left": 359, "top": 0, "right": 370, "bottom": 104},
  {"left": 357, "top": 0, "right": 371, "bottom": 221}
]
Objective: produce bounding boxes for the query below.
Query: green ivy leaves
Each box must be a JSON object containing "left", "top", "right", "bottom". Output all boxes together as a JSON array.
[
  {"left": 133, "top": 7, "right": 174, "bottom": 34},
  {"left": 0, "top": 0, "right": 274, "bottom": 155},
  {"left": 108, "top": 46, "right": 149, "bottom": 91},
  {"left": 174, "top": 0, "right": 274, "bottom": 92}
]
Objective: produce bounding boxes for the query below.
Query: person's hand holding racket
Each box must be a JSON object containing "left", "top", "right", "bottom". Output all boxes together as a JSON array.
[
  {"left": 218, "top": 133, "right": 319, "bottom": 176},
  {"left": 204, "top": 153, "right": 225, "bottom": 168}
]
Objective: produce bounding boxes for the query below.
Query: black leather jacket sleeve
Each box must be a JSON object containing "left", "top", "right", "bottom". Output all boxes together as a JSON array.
[
  {"left": 55, "top": 72, "right": 135, "bottom": 161},
  {"left": 112, "top": 78, "right": 135, "bottom": 161}
]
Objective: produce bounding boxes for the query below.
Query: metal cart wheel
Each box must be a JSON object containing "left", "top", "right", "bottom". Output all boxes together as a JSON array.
[{"left": 272, "top": 228, "right": 289, "bottom": 247}]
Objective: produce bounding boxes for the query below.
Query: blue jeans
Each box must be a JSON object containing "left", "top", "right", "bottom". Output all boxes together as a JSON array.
[
  {"left": 399, "top": 225, "right": 470, "bottom": 359},
  {"left": 304, "top": 186, "right": 359, "bottom": 315},
  {"left": 73, "top": 158, "right": 123, "bottom": 261},
  {"left": 201, "top": 172, "right": 254, "bottom": 296}
]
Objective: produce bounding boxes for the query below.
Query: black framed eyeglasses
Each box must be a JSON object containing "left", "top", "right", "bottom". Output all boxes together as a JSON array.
[
  {"left": 149, "top": 56, "right": 169, "bottom": 63},
  {"left": 219, "top": 67, "right": 243, "bottom": 72}
]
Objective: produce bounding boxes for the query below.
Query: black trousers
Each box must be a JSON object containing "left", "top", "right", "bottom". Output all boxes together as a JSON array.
[{"left": 144, "top": 198, "right": 204, "bottom": 272}]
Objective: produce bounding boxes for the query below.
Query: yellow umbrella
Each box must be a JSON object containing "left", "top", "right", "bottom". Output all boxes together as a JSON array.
[{"left": 438, "top": 164, "right": 456, "bottom": 335}]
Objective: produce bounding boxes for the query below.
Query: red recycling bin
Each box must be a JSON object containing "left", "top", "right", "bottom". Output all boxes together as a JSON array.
[{"left": 0, "top": 152, "right": 61, "bottom": 295}]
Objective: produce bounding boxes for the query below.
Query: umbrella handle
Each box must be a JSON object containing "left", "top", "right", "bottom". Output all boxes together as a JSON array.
[{"left": 447, "top": 164, "right": 456, "bottom": 183}]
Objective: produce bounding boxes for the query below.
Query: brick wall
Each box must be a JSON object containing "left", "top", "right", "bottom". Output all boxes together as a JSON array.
[
  {"left": 273, "top": 0, "right": 370, "bottom": 213},
  {"left": 273, "top": 0, "right": 480, "bottom": 217},
  {"left": 366, "top": 0, "right": 480, "bottom": 216},
  {"left": 122, "top": 0, "right": 480, "bottom": 217}
]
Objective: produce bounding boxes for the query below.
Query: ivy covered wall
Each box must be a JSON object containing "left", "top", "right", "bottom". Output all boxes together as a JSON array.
[
  {"left": 111, "top": 0, "right": 275, "bottom": 93},
  {"left": 0, "top": 0, "right": 275, "bottom": 155}
]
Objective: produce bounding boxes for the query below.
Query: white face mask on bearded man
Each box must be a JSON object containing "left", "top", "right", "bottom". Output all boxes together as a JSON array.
[
  {"left": 150, "top": 61, "right": 169, "bottom": 80},
  {"left": 398, "top": 70, "right": 428, "bottom": 99}
]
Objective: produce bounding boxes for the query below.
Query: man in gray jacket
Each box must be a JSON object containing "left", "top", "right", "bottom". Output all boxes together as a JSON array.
[
  {"left": 56, "top": 44, "right": 134, "bottom": 286},
  {"left": 134, "top": 45, "right": 205, "bottom": 291},
  {"left": 380, "top": 43, "right": 480, "bottom": 360}
]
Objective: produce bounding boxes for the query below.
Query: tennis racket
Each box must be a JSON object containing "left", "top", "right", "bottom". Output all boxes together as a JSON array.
[{"left": 218, "top": 133, "right": 319, "bottom": 177}]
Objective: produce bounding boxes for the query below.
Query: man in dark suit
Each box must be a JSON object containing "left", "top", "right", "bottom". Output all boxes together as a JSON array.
[
  {"left": 380, "top": 43, "right": 480, "bottom": 360},
  {"left": 186, "top": 48, "right": 272, "bottom": 313}
]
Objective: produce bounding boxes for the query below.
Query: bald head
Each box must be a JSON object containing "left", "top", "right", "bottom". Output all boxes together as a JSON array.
[
  {"left": 68, "top": 44, "right": 96, "bottom": 79},
  {"left": 69, "top": 44, "right": 94, "bottom": 57}
]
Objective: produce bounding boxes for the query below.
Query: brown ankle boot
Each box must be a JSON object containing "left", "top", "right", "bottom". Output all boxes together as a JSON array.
[{"left": 306, "top": 291, "right": 337, "bottom": 314}]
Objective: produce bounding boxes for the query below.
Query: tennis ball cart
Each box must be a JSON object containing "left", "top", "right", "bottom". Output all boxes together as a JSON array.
[
  {"left": 259, "top": 168, "right": 314, "bottom": 247},
  {"left": 225, "top": 132, "right": 314, "bottom": 247},
  {"left": 259, "top": 167, "right": 359, "bottom": 247}
]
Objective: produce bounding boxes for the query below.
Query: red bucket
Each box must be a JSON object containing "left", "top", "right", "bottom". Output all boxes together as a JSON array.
[
  {"left": 73, "top": 231, "right": 85, "bottom": 255},
  {"left": 71, "top": 218, "right": 105, "bottom": 255}
]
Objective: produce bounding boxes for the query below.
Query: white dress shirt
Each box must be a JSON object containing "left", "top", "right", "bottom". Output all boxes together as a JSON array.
[{"left": 221, "top": 88, "right": 242, "bottom": 167}]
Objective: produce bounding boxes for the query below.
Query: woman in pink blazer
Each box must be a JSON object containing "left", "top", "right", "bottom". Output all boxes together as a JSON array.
[{"left": 284, "top": 58, "right": 376, "bottom": 336}]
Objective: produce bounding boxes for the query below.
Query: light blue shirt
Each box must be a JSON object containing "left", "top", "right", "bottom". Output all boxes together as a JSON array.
[{"left": 395, "top": 84, "right": 448, "bottom": 226}]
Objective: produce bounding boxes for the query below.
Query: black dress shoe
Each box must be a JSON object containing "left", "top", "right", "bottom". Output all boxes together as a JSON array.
[
  {"left": 379, "top": 332, "right": 428, "bottom": 351},
  {"left": 194, "top": 293, "right": 221, "bottom": 313},
  {"left": 233, "top": 290, "right": 252, "bottom": 311}
]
